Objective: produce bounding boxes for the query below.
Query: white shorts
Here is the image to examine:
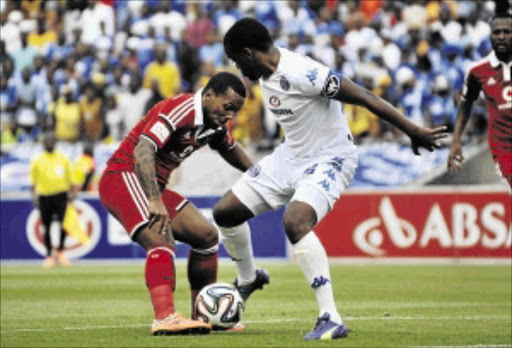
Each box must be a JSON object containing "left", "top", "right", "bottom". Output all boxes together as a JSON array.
[{"left": 232, "top": 143, "right": 358, "bottom": 221}]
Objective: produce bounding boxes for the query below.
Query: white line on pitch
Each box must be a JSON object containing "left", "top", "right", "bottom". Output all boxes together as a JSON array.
[{"left": 2, "top": 315, "right": 510, "bottom": 333}]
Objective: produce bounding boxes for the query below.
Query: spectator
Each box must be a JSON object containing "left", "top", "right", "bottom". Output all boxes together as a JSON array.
[
  {"left": 230, "top": 80, "right": 264, "bottom": 147},
  {"left": 213, "top": 0, "right": 243, "bottom": 36},
  {"left": 143, "top": 44, "right": 181, "bottom": 98},
  {"left": 426, "top": 75, "right": 456, "bottom": 131},
  {"left": 198, "top": 28, "right": 224, "bottom": 67},
  {"left": 79, "top": 83, "right": 104, "bottom": 142},
  {"left": 49, "top": 84, "right": 81, "bottom": 142},
  {"left": 27, "top": 17, "right": 57, "bottom": 52},
  {"left": 104, "top": 93, "right": 123, "bottom": 141},
  {"left": 118, "top": 74, "right": 152, "bottom": 134},
  {"left": 1, "top": 10, "right": 22, "bottom": 54},
  {"left": 144, "top": 78, "right": 164, "bottom": 114},
  {"left": 30, "top": 131, "right": 77, "bottom": 268},
  {"left": 187, "top": 3, "right": 215, "bottom": 49},
  {"left": 14, "top": 66, "right": 39, "bottom": 138},
  {"left": 12, "top": 30, "right": 38, "bottom": 73},
  {"left": 80, "top": 0, "right": 114, "bottom": 45},
  {"left": 395, "top": 66, "right": 427, "bottom": 126}
]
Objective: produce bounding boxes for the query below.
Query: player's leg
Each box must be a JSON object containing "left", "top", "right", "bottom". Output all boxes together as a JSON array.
[
  {"left": 54, "top": 192, "right": 70, "bottom": 266},
  {"left": 213, "top": 187, "right": 270, "bottom": 302},
  {"left": 288, "top": 157, "right": 357, "bottom": 340},
  {"left": 99, "top": 172, "right": 210, "bottom": 335},
  {"left": 161, "top": 190, "right": 218, "bottom": 319},
  {"left": 38, "top": 195, "right": 55, "bottom": 267}
]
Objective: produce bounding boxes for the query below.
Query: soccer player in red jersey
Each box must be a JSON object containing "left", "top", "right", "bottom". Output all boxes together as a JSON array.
[
  {"left": 448, "top": 13, "right": 512, "bottom": 189},
  {"left": 99, "top": 72, "right": 252, "bottom": 335}
]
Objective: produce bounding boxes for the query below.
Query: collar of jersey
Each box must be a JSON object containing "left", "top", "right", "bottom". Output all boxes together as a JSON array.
[
  {"left": 489, "top": 51, "right": 512, "bottom": 68},
  {"left": 194, "top": 88, "right": 204, "bottom": 126}
]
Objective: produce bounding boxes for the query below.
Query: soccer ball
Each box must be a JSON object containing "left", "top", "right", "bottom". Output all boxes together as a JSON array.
[{"left": 195, "top": 283, "right": 245, "bottom": 329}]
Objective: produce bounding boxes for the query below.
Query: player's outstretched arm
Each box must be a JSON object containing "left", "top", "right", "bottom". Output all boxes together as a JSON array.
[
  {"left": 334, "top": 76, "right": 448, "bottom": 155},
  {"left": 447, "top": 99, "right": 473, "bottom": 173},
  {"left": 218, "top": 143, "right": 253, "bottom": 172},
  {"left": 133, "top": 137, "right": 169, "bottom": 235}
]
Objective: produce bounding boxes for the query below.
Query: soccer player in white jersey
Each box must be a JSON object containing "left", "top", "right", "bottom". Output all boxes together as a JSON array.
[{"left": 213, "top": 18, "right": 448, "bottom": 341}]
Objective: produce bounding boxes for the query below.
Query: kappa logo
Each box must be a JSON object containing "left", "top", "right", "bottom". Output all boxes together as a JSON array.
[
  {"left": 311, "top": 276, "right": 331, "bottom": 289},
  {"left": 488, "top": 77, "right": 496, "bottom": 85}
]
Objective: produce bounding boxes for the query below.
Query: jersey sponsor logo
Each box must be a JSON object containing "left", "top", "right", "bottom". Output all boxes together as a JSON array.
[
  {"left": 322, "top": 72, "right": 341, "bottom": 98},
  {"left": 150, "top": 122, "right": 170, "bottom": 143},
  {"left": 280, "top": 76, "right": 290, "bottom": 91},
  {"left": 499, "top": 86, "right": 512, "bottom": 110},
  {"left": 269, "top": 108, "right": 293, "bottom": 115},
  {"left": 488, "top": 77, "right": 497, "bottom": 85},
  {"left": 269, "top": 96, "right": 281, "bottom": 107},
  {"left": 26, "top": 200, "right": 101, "bottom": 259},
  {"left": 306, "top": 68, "right": 318, "bottom": 86}
]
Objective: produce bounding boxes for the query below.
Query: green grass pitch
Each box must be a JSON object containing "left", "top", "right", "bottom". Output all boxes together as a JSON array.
[{"left": 1, "top": 261, "right": 511, "bottom": 347}]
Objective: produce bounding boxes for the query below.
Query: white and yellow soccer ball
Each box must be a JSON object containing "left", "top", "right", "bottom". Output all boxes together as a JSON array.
[{"left": 195, "top": 283, "right": 245, "bottom": 329}]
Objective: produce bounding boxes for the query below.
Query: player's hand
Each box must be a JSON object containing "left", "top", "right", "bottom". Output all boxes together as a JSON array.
[
  {"left": 447, "top": 142, "right": 464, "bottom": 173},
  {"left": 410, "top": 126, "right": 449, "bottom": 155},
  {"left": 147, "top": 198, "right": 170, "bottom": 235}
]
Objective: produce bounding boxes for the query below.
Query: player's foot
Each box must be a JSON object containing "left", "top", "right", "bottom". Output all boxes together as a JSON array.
[
  {"left": 56, "top": 252, "right": 71, "bottom": 267},
  {"left": 303, "top": 313, "right": 348, "bottom": 341},
  {"left": 42, "top": 256, "right": 55, "bottom": 268},
  {"left": 212, "top": 322, "right": 245, "bottom": 332},
  {"left": 151, "top": 313, "right": 211, "bottom": 336},
  {"left": 234, "top": 269, "right": 270, "bottom": 302}
]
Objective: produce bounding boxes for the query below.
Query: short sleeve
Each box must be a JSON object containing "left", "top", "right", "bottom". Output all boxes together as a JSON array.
[
  {"left": 140, "top": 109, "right": 173, "bottom": 151},
  {"left": 461, "top": 68, "right": 481, "bottom": 101},
  {"left": 292, "top": 55, "right": 331, "bottom": 96}
]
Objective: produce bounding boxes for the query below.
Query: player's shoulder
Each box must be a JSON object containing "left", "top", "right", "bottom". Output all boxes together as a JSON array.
[
  {"left": 467, "top": 54, "right": 493, "bottom": 75},
  {"left": 155, "top": 93, "right": 196, "bottom": 127}
]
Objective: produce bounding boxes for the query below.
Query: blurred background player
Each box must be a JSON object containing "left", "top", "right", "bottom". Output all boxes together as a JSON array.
[
  {"left": 98, "top": 72, "right": 251, "bottom": 335},
  {"left": 214, "top": 17, "right": 448, "bottom": 341},
  {"left": 30, "top": 131, "right": 76, "bottom": 267},
  {"left": 447, "top": 13, "right": 512, "bottom": 190},
  {"left": 73, "top": 141, "right": 96, "bottom": 191}
]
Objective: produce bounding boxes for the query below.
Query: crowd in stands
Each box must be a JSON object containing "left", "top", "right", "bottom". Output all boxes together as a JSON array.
[{"left": 1, "top": 0, "right": 495, "bottom": 154}]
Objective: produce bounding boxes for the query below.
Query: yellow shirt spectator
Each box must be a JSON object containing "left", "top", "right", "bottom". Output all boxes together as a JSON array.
[
  {"left": 30, "top": 151, "right": 74, "bottom": 195},
  {"left": 233, "top": 85, "right": 263, "bottom": 146},
  {"left": 50, "top": 98, "right": 81, "bottom": 142},
  {"left": 345, "top": 104, "right": 380, "bottom": 138},
  {"left": 27, "top": 30, "right": 57, "bottom": 49},
  {"left": 79, "top": 96, "right": 104, "bottom": 141},
  {"left": 143, "top": 61, "right": 181, "bottom": 98}
]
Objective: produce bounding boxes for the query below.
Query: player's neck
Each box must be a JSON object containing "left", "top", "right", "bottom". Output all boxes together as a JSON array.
[
  {"left": 262, "top": 46, "right": 281, "bottom": 77},
  {"left": 495, "top": 51, "right": 512, "bottom": 64}
]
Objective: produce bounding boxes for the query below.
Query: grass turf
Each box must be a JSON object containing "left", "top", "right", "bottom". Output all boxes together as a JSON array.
[{"left": 1, "top": 262, "right": 511, "bottom": 347}]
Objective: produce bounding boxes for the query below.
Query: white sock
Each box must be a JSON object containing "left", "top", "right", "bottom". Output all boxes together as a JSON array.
[
  {"left": 219, "top": 222, "right": 257, "bottom": 285},
  {"left": 293, "top": 231, "right": 343, "bottom": 324}
]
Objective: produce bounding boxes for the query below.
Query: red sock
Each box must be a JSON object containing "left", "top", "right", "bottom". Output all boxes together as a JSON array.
[
  {"left": 145, "top": 246, "right": 176, "bottom": 321},
  {"left": 188, "top": 246, "right": 218, "bottom": 318}
]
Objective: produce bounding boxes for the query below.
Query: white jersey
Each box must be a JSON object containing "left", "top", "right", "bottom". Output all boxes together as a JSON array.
[{"left": 259, "top": 47, "right": 356, "bottom": 158}]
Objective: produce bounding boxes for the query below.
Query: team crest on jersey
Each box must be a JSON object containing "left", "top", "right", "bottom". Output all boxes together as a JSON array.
[
  {"left": 322, "top": 72, "right": 341, "bottom": 98},
  {"left": 280, "top": 76, "right": 290, "bottom": 91},
  {"left": 248, "top": 164, "right": 261, "bottom": 177},
  {"left": 269, "top": 96, "right": 281, "bottom": 107}
]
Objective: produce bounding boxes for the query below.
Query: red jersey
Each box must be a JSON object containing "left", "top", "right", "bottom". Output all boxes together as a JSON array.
[
  {"left": 105, "top": 90, "right": 235, "bottom": 190},
  {"left": 462, "top": 51, "right": 512, "bottom": 156}
]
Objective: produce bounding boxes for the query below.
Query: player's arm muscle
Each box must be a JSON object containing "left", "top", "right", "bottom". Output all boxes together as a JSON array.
[
  {"left": 334, "top": 76, "right": 421, "bottom": 136},
  {"left": 218, "top": 143, "right": 253, "bottom": 172},
  {"left": 452, "top": 99, "right": 473, "bottom": 143},
  {"left": 133, "top": 137, "right": 160, "bottom": 199}
]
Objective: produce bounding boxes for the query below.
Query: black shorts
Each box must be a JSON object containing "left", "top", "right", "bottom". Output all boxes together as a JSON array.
[{"left": 38, "top": 192, "right": 68, "bottom": 227}]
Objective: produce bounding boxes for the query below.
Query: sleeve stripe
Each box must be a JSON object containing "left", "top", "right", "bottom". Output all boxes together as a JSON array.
[
  {"left": 140, "top": 134, "right": 158, "bottom": 152},
  {"left": 158, "top": 113, "right": 176, "bottom": 130},
  {"left": 159, "top": 98, "right": 194, "bottom": 129}
]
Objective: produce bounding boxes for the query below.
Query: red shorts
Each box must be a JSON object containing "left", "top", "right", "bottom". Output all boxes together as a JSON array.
[
  {"left": 99, "top": 171, "right": 188, "bottom": 239},
  {"left": 493, "top": 152, "right": 512, "bottom": 189}
]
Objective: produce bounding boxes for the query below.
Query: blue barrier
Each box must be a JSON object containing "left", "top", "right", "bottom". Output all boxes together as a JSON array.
[{"left": 0, "top": 195, "right": 287, "bottom": 260}]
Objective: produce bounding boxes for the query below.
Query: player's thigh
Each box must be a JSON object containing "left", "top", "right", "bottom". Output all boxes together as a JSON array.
[
  {"left": 292, "top": 156, "right": 357, "bottom": 222},
  {"left": 99, "top": 171, "right": 150, "bottom": 240},
  {"left": 162, "top": 189, "right": 217, "bottom": 249},
  {"left": 54, "top": 192, "right": 68, "bottom": 222},
  {"left": 38, "top": 196, "right": 53, "bottom": 227},
  {"left": 213, "top": 189, "right": 255, "bottom": 227}
]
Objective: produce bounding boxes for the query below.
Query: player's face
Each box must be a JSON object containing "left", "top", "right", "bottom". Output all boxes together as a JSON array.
[
  {"left": 490, "top": 18, "right": 512, "bottom": 57},
  {"left": 230, "top": 51, "right": 264, "bottom": 81},
  {"left": 203, "top": 88, "right": 245, "bottom": 128}
]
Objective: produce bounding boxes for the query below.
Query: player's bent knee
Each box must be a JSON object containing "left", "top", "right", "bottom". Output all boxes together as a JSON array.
[
  {"left": 190, "top": 226, "right": 218, "bottom": 250},
  {"left": 135, "top": 226, "right": 175, "bottom": 251},
  {"left": 283, "top": 211, "right": 315, "bottom": 245}
]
